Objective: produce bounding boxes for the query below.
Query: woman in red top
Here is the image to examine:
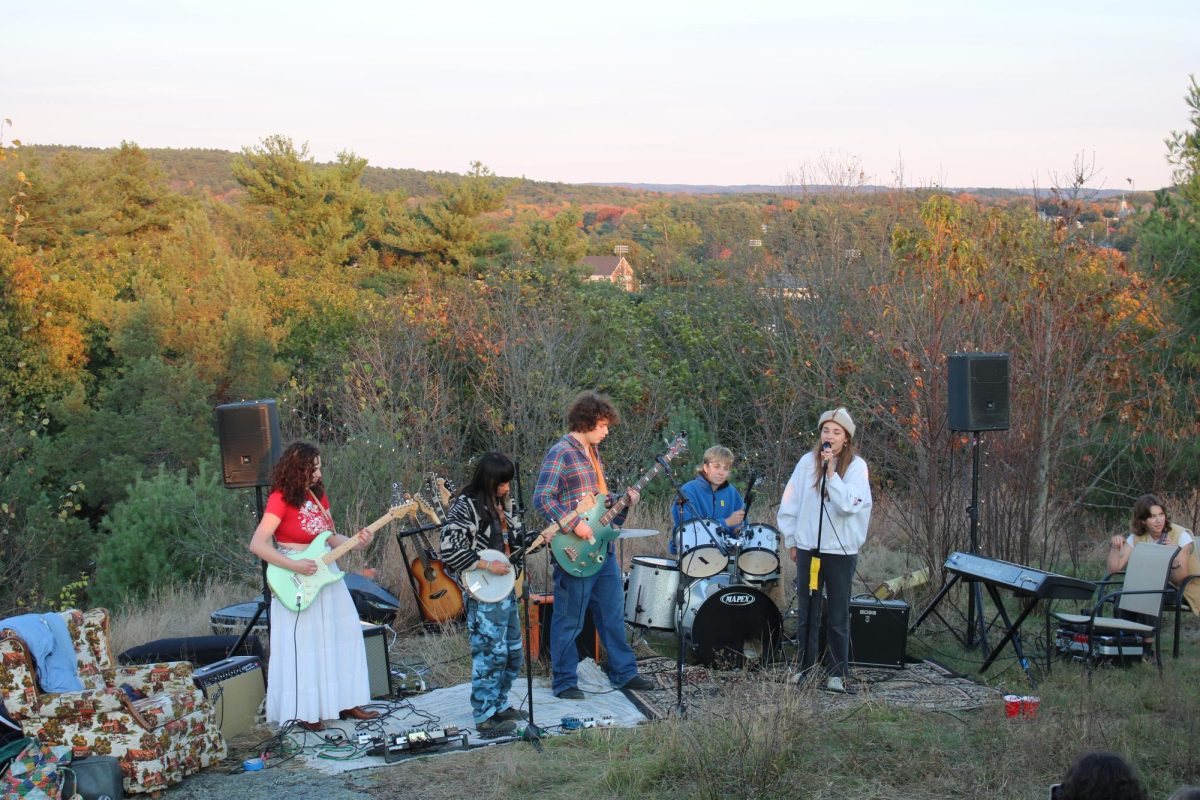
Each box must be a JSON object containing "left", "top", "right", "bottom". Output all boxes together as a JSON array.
[{"left": 249, "top": 441, "right": 379, "bottom": 731}]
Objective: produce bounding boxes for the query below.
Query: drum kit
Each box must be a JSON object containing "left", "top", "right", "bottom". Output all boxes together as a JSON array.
[{"left": 624, "top": 520, "right": 783, "bottom": 667}]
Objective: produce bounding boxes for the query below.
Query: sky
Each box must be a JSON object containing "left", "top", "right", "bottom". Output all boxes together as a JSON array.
[{"left": 6, "top": 0, "right": 1199, "bottom": 189}]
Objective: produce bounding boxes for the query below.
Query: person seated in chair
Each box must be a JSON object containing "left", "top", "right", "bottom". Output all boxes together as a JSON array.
[{"left": 1107, "top": 494, "right": 1200, "bottom": 655}]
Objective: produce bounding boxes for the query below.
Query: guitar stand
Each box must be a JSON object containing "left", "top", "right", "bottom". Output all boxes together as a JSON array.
[
  {"left": 393, "top": 522, "right": 450, "bottom": 631},
  {"left": 231, "top": 486, "right": 269, "bottom": 658}
]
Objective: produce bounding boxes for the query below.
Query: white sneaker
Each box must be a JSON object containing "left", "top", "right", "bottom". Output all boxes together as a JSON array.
[
  {"left": 826, "top": 676, "right": 846, "bottom": 693},
  {"left": 789, "top": 671, "right": 804, "bottom": 685}
]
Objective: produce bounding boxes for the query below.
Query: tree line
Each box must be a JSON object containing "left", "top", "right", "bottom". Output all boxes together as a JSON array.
[{"left": 1, "top": 77, "right": 1198, "bottom": 614}]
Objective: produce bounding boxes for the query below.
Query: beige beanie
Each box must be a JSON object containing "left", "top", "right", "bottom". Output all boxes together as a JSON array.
[{"left": 818, "top": 407, "right": 856, "bottom": 439}]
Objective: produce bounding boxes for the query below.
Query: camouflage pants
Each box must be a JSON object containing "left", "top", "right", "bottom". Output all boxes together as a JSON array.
[{"left": 466, "top": 594, "right": 523, "bottom": 724}]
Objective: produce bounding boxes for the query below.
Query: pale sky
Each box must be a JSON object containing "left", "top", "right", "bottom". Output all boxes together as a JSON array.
[{"left": 7, "top": 0, "right": 1198, "bottom": 189}]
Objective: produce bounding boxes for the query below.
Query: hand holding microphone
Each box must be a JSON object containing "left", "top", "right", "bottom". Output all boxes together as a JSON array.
[{"left": 821, "top": 441, "right": 834, "bottom": 473}]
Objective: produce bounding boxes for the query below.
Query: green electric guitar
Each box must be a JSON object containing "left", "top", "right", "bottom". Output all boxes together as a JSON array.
[
  {"left": 267, "top": 495, "right": 415, "bottom": 612},
  {"left": 548, "top": 433, "right": 687, "bottom": 578}
]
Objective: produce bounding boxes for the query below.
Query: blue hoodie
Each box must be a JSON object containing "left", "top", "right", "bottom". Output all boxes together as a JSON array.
[{"left": 669, "top": 476, "right": 745, "bottom": 553}]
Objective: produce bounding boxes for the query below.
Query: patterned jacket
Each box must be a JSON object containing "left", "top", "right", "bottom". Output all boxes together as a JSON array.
[{"left": 439, "top": 494, "right": 516, "bottom": 575}]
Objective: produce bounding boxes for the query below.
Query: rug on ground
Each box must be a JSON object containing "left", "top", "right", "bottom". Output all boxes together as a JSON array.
[{"left": 622, "top": 656, "right": 1000, "bottom": 720}]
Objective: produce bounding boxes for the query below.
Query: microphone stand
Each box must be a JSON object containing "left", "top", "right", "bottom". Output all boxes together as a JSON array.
[
  {"left": 802, "top": 448, "right": 831, "bottom": 676},
  {"left": 659, "top": 457, "right": 691, "bottom": 717},
  {"left": 510, "top": 463, "right": 544, "bottom": 751}
]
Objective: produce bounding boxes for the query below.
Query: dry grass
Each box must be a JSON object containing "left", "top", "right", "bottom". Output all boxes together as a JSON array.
[{"left": 106, "top": 577, "right": 258, "bottom": 655}]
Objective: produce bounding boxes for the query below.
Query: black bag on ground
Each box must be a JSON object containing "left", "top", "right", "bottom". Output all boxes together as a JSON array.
[{"left": 62, "top": 755, "right": 124, "bottom": 800}]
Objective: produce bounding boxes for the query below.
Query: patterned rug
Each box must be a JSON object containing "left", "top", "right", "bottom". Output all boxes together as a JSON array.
[{"left": 624, "top": 656, "right": 999, "bottom": 721}]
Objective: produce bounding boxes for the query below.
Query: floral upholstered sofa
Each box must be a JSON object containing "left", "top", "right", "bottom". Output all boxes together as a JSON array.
[{"left": 0, "top": 608, "right": 226, "bottom": 795}]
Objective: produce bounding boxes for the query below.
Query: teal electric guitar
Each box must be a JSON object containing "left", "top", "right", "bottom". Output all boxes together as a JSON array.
[
  {"left": 267, "top": 496, "right": 415, "bottom": 612},
  {"left": 548, "top": 433, "right": 687, "bottom": 578}
]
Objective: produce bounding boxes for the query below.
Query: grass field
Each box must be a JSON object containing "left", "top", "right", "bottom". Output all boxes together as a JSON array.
[{"left": 108, "top": 548, "right": 1200, "bottom": 800}]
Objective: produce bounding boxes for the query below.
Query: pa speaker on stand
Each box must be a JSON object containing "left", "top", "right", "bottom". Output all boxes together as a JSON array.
[
  {"left": 216, "top": 399, "right": 283, "bottom": 490},
  {"left": 947, "top": 353, "right": 1010, "bottom": 432},
  {"left": 215, "top": 399, "right": 283, "bottom": 662}
]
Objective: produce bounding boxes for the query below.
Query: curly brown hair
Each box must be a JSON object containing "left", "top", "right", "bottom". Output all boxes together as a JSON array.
[
  {"left": 270, "top": 442, "right": 325, "bottom": 508},
  {"left": 566, "top": 391, "right": 619, "bottom": 433}
]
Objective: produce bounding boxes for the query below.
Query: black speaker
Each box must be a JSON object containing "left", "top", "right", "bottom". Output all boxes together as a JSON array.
[
  {"left": 848, "top": 597, "right": 909, "bottom": 669},
  {"left": 216, "top": 399, "right": 283, "bottom": 488},
  {"left": 947, "top": 353, "right": 1010, "bottom": 431}
]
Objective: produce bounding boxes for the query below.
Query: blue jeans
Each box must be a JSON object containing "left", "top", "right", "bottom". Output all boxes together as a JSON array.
[
  {"left": 465, "top": 595, "right": 523, "bottom": 724},
  {"left": 550, "top": 547, "right": 638, "bottom": 694},
  {"left": 793, "top": 551, "right": 857, "bottom": 678}
]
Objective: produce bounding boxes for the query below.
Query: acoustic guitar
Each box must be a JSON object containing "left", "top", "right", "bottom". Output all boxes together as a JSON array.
[{"left": 406, "top": 492, "right": 465, "bottom": 623}]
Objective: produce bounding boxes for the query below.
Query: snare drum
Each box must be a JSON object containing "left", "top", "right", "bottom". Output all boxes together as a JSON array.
[
  {"left": 737, "top": 523, "right": 781, "bottom": 577},
  {"left": 624, "top": 556, "right": 680, "bottom": 630},
  {"left": 677, "top": 518, "right": 728, "bottom": 578},
  {"left": 679, "top": 574, "right": 781, "bottom": 667}
]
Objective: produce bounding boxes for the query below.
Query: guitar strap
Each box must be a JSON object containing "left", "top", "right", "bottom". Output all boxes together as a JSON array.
[
  {"left": 307, "top": 489, "right": 335, "bottom": 537},
  {"left": 585, "top": 444, "right": 608, "bottom": 495}
]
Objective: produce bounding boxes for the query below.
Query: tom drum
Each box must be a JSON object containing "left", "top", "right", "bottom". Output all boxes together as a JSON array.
[
  {"left": 677, "top": 519, "right": 728, "bottom": 579},
  {"left": 624, "top": 556, "right": 680, "bottom": 630}
]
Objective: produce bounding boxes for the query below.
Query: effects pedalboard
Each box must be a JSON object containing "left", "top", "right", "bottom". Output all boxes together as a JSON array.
[{"left": 359, "top": 727, "right": 468, "bottom": 762}]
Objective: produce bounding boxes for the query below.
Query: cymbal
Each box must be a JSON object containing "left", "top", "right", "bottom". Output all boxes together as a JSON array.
[{"left": 617, "top": 528, "right": 661, "bottom": 539}]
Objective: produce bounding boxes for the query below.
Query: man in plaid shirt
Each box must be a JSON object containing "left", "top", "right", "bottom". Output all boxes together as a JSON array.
[{"left": 533, "top": 391, "right": 654, "bottom": 699}]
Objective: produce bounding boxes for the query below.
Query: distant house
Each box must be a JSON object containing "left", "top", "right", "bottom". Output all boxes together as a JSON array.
[
  {"left": 582, "top": 256, "right": 638, "bottom": 292},
  {"left": 760, "top": 272, "right": 814, "bottom": 300}
]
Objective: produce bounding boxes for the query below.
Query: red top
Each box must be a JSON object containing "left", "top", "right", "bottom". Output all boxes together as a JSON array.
[{"left": 266, "top": 490, "right": 333, "bottom": 545}]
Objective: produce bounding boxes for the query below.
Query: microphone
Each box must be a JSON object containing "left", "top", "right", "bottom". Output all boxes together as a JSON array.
[{"left": 822, "top": 442, "right": 831, "bottom": 452}]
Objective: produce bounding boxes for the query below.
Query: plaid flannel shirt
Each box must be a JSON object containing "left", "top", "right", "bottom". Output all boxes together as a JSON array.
[{"left": 533, "top": 434, "right": 627, "bottom": 532}]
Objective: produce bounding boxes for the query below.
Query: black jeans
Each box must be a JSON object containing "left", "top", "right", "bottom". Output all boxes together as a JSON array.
[{"left": 793, "top": 551, "right": 858, "bottom": 678}]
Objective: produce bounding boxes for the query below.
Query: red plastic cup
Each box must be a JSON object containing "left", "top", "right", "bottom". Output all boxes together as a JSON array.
[
  {"left": 1021, "top": 696, "right": 1040, "bottom": 719},
  {"left": 1003, "top": 694, "right": 1021, "bottom": 718}
]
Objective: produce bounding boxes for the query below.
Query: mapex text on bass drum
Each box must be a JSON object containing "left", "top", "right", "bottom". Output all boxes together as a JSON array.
[{"left": 679, "top": 573, "right": 781, "bottom": 667}]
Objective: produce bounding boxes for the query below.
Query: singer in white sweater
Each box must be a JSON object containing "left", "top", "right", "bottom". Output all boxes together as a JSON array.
[{"left": 776, "top": 407, "right": 872, "bottom": 692}]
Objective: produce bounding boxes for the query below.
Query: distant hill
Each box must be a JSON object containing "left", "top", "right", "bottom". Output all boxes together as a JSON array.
[
  {"left": 588, "top": 181, "right": 1132, "bottom": 199},
  {"left": 16, "top": 144, "right": 1135, "bottom": 202}
]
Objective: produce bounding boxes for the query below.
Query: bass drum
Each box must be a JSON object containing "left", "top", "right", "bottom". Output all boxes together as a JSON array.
[
  {"left": 679, "top": 574, "right": 781, "bottom": 667},
  {"left": 736, "top": 523, "right": 781, "bottom": 578},
  {"left": 624, "top": 556, "right": 680, "bottom": 631},
  {"left": 677, "top": 518, "right": 728, "bottom": 578}
]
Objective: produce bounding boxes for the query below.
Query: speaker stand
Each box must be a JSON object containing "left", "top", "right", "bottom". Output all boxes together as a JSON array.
[
  {"left": 231, "top": 486, "right": 270, "bottom": 658},
  {"left": 964, "top": 432, "right": 988, "bottom": 655}
]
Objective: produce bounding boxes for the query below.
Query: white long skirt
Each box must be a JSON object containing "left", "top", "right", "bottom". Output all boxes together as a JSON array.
[{"left": 266, "top": 578, "right": 371, "bottom": 725}]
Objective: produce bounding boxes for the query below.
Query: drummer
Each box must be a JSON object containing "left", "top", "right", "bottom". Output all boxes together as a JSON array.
[{"left": 669, "top": 445, "right": 746, "bottom": 553}]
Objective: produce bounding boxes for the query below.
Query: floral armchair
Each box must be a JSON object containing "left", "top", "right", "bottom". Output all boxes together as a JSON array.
[{"left": 0, "top": 608, "right": 226, "bottom": 795}]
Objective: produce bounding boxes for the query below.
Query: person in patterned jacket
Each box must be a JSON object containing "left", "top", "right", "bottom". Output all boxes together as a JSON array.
[{"left": 439, "top": 452, "right": 539, "bottom": 736}]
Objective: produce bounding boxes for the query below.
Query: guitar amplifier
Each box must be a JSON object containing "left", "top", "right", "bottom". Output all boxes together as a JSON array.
[
  {"left": 193, "top": 655, "right": 265, "bottom": 739},
  {"left": 524, "top": 593, "right": 603, "bottom": 666},
  {"left": 849, "top": 597, "right": 909, "bottom": 669},
  {"left": 361, "top": 622, "right": 392, "bottom": 699}
]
